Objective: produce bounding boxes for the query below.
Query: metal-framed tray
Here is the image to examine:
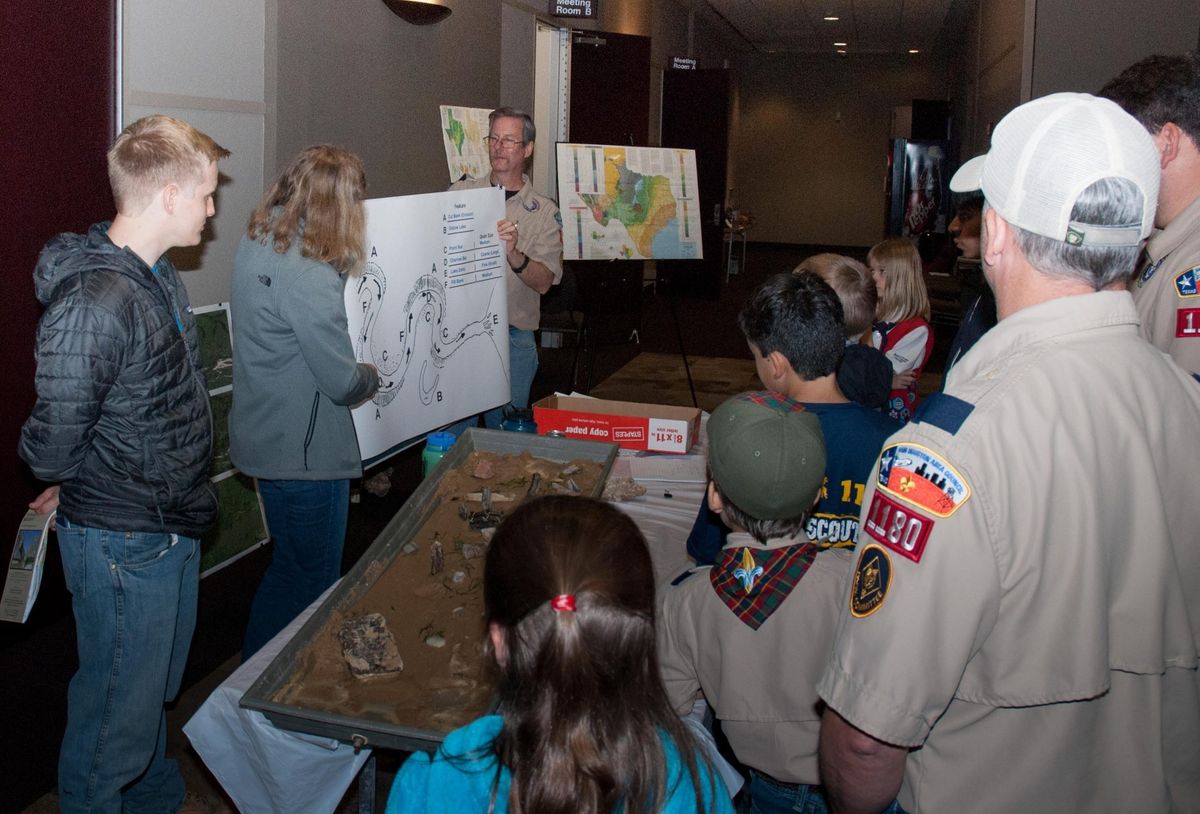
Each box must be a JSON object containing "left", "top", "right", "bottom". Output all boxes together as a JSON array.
[{"left": 239, "top": 428, "right": 618, "bottom": 753}]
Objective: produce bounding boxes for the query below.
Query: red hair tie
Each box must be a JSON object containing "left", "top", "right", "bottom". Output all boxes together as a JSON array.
[{"left": 550, "top": 594, "right": 576, "bottom": 613}]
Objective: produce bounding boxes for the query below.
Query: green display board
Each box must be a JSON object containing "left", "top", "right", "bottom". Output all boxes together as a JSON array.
[{"left": 193, "top": 303, "right": 269, "bottom": 576}]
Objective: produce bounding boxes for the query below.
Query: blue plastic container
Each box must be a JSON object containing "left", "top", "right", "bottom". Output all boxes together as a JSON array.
[
  {"left": 500, "top": 409, "right": 538, "bottom": 434},
  {"left": 421, "top": 431, "right": 457, "bottom": 477}
]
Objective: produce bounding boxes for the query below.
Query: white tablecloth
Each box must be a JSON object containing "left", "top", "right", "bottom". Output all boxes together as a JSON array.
[
  {"left": 185, "top": 430, "right": 712, "bottom": 813},
  {"left": 183, "top": 583, "right": 371, "bottom": 814}
]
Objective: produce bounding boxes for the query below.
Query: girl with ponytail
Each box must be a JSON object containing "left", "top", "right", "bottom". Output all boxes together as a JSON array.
[{"left": 385, "top": 495, "right": 732, "bottom": 814}]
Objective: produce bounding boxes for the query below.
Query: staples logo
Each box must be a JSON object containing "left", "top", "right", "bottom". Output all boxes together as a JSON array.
[{"left": 612, "top": 426, "right": 644, "bottom": 441}]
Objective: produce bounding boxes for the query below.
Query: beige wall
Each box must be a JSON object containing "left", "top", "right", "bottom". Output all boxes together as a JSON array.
[
  {"left": 731, "top": 53, "right": 950, "bottom": 247},
  {"left": 1030, "top": 0, "right": 1200, "bottom": 97},
  {"left": 275, "top": 0, "right": 501, "bottom": 199},
  {"left": 949, "top": 0, "right": 1028, "bottom": 160},
  {"left": 954, "top": 0, "right": 1199, "bottom": 164},
  {"left": 123, "top": 0, "right": 270, "bottom": 306},
  {"left": 124, "top": 0, "right": 1200, "bottom": 286},
  {"left": 271, "top": 0, "right": 737, "bottom": 195}
]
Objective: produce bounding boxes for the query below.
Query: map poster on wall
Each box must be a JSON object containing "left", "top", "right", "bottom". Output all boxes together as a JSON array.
[
  {"left": 556, "top": 143, "right": 702, "bottom": 261},
  {"left": 347, "top": 186, "right": 510, "bottom": 466},
  {"left": 440, "top": 105, "right": 492, "bottom": 184}
]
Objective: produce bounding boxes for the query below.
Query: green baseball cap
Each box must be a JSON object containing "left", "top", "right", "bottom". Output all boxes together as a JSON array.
[{"left": 707, "top": 391, "right": 826, "bottom": 521}]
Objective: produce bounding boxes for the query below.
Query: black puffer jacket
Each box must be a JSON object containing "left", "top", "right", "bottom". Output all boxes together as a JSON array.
[{"left": 19, "top": 223, "right": 217, "bottom": 538}]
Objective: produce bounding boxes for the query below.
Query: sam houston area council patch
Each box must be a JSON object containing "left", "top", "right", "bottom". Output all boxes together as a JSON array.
[{"left": 877, "top": 443, "right": 971, "bottom": 517}]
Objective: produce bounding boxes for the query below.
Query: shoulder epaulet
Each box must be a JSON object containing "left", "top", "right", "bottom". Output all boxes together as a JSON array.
[{"left": 913, "top": 392, "right": 974, "bottom": 435}]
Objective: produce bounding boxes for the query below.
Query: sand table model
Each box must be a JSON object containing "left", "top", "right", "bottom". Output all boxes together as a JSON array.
[{"left": 272, "top": 450, "right": 607, "bottom": 734}]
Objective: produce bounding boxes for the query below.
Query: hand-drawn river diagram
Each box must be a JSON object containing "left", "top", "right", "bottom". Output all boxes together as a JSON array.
[{"left": 345, "top": 187, "right": 509, "bottom": 464}]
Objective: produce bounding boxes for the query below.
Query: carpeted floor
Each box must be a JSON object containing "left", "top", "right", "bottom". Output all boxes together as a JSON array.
[
  {"left": 587, "top": 351, "right": 943, "bottom": 414},
  {"left": 589, "top": 352, "right": 762, "bottom": 413}
]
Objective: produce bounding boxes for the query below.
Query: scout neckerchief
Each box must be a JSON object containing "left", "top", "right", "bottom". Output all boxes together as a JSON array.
[{"left": 709, "top": 542, "right": 817, "bottom": 630}]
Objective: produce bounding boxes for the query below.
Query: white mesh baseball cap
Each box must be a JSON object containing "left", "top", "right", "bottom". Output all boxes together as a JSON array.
[{"left": 949, "top": 92, "right": 1160, "bottom": 247}]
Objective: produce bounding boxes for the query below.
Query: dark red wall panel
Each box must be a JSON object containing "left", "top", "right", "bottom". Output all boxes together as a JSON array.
[{"left": 0, "top": 3, "right": 115, "bottom": 531}]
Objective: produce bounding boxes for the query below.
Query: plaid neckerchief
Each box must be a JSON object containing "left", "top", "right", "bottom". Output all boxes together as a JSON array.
[{"left": 709, "top": 543, "right": 817, "bottom": 630}]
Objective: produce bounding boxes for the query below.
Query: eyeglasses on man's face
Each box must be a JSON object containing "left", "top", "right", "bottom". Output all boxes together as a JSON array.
[{"left": 484, "top": 136, "right": 525, "bottom": 149}]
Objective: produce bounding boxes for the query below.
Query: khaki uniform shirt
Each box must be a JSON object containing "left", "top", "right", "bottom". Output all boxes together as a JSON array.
[
  {"left": 658, "top": 530, "right": 852, "bottom": 784},
  {"left": 450, "top": 175, "right": 562, "bottom": 331},
  {"left": 1133, "top": 191, "right": 1200, "bottom": 373},
  {"left": 817, "top": 291, "right": 1200, "bottom": 813}
]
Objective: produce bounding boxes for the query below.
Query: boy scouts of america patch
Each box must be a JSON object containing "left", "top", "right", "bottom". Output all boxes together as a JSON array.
[
  {"left": 850, "top": 545, "right": 892, "bottom": 618},
  {"left": 1175, "top": 267, "right": 1199, "bottom": 298},
  {"left": 876, "top": 443, "right": 971, "bottom": 517},
  {"left": 709, "top": 544, "right": 817, "bottom": 630}
]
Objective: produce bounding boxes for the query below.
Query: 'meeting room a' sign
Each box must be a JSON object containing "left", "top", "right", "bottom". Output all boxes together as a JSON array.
[{"left": 550, "top": 0, "right": 597, "bottom": 18}]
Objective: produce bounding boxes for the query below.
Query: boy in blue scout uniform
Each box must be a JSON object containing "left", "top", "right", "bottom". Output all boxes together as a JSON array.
[
  {"left": 659, "top": 391, "right": 903, "bottom": 814},
  {"left": 686, "top": 271, "right": 899, "bottom": 562}
]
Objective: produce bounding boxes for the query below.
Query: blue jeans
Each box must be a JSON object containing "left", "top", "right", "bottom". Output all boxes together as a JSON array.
[
  {"left": 748, "top": 772, "right": 830, "bottom": 814},
  {"left": 483, "top": 326, "right": 539, "bottom": 430},
  {"left": 243, "top": 478, "right": 349, "bottom": 659},
  {"left": 56, "top": 515, "right": 199, "bottom": 814},
  {"left": 748, "top": 771, "right": 907, "bottom": 814}
]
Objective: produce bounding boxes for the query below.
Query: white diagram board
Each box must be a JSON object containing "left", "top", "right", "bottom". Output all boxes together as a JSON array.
[{"left": 346, "top": 186, "right": 510, "bottom": 465}]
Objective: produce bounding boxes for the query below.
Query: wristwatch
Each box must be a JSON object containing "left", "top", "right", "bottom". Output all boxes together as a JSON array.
[{"left": 511, "top": 253, "right": 530, "bottom": 274}]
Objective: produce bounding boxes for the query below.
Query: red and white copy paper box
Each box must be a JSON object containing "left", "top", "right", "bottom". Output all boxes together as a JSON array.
[{"left": 532, "top": 395, "right": 700, "bottom": 454}]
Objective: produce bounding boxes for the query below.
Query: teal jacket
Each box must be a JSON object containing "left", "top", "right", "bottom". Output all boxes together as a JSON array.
[
  {"left": 385, "top": 715, "right": 733, "bottom": 813},
  {"left": 229, "top": 233, "right": 377, "bottom": 479}
]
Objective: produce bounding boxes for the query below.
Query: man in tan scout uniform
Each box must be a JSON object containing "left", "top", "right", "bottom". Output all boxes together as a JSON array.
[
  {"left": 450, "top": 106, "right": 562, "bottom": 429},
  {"left": 816, "top": 94, "right": 1200, "bottom": 814},
  {"left": 1102, "top": 51, "right": 1200, "bottom": 374}
]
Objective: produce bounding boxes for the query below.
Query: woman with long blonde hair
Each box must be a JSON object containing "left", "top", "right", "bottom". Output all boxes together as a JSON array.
[{"left": 230, "top": 145, "right": 378, "bottom": 658}]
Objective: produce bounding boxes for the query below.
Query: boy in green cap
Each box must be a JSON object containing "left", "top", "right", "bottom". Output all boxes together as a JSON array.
[{"left": 658, "top": 391, "right": 901, "bottom": 814}]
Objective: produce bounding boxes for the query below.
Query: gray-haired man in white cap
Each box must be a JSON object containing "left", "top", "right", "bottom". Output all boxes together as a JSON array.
[{"left": 815, "top": 93, "right": 1200, "bottom": 814}]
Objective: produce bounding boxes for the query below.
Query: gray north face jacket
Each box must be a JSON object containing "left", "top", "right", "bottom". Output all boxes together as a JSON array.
[{"left": 19, "top": 222, "right": 217, "bottom": 538}]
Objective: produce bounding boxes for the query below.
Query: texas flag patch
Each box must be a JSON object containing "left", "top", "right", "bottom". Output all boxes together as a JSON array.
[
  {"left": 1177, "top": 267, "right": 1199, "bottom": 298},
  {"left": 877, "top": 443, "right": 971, "bottom": 517}
]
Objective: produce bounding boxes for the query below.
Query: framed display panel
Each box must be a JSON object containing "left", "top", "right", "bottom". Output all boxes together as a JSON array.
[
  {"left": 193, "top": 302, "right": 269, "bottom": 576},
  {"left": 200, "top": 471, "right": 269, "bottom": 577}
]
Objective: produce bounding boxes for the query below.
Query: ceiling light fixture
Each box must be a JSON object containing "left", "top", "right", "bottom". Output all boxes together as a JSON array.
[
  {"left": 823, "top": 15, "right": 840, "bottom": 21},
  {"left": 908, "top": 48, "right": 920, "bottom": 54},
  {"left": 837, "top": 49, "right": 847, "bottom": 54},
  {"left": 834, "top": 41, "right": 847, "bottom": 46},
  {"left": 382, "top": 0, "right": 451, "bottom": 24}
]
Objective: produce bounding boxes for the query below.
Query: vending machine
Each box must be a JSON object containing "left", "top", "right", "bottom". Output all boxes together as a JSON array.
[{"left": 886, "top": 138, "right": 953, "bottom": 238}]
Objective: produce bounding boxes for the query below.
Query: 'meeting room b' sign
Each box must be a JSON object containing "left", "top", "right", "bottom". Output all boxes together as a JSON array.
[{"left": 550, "top": 0, "right": 596, "bottom": 18}]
